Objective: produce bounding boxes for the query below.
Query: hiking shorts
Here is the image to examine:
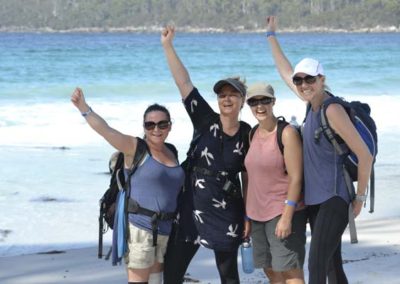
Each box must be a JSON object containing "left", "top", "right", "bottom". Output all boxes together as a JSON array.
[
  {"left": 251, "top": 209, "right": 307, "bottom": 272},
  {"left": 124, "top": 223, "right": 169, "bottom": 269}
]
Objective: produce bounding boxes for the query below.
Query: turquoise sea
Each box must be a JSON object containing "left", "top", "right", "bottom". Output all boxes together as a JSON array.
[{"left": 0, "top": 32, "right": 399, "bottom": 256}]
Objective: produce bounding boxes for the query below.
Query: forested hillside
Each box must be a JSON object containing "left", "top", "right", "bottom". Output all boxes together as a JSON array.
[{"left": 0, "top": 0, "right": 399, "bottom": 32}]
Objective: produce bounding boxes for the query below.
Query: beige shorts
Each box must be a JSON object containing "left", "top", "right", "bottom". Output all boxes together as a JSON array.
[{"left": 124, "top": 223, "right": 169, "bottom": 269}]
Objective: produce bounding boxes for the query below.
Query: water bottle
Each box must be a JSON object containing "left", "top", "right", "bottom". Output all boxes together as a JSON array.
[
  {"left": 240, "top": 238, "right": 254, "bottom": 274},
  {"left": 289, "top": 115, "right": 299, "bottom": 127}
]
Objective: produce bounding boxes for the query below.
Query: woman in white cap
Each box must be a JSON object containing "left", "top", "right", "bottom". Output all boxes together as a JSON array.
[
  {"left": 264, "top": 16, "right": 373, "bottom": 283},
  {"left": 245, "top": 82, "right": 306, "bottom": 283},
  {"left": 161, "top": 26, "right": 251, "bottom": 284}
]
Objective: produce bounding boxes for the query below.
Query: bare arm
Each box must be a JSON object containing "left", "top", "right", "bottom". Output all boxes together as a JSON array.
[
  {"left": 241, "top": 171, "right": 251, "bottom": 239},
  {"left": 71, "top": 87, "right": 137, "bottom": 155},
  {"left": 266, "top": 16, "right": 304, "bottom": 100},
  {"left": 326, "top": 104, "right": 374, "bottom": 217},
  {"left": 275, "top": 125, "right": 303, "bottom": 239},
  {"left": 161, "top": 26, "right": 194, "bottom": 100}
]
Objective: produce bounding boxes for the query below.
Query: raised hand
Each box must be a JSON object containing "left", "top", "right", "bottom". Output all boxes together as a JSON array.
[
  {"left": 71, "top": 87, "right": 89, "bottom": 113},
  {"left": 266, "top": 15, "right": 277, "bottom": 32},
  {"left": 161, "top": 25, "right": 175, "bottom": 47}
]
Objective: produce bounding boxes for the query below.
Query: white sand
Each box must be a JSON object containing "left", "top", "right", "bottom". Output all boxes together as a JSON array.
[{"left": 0, "top": 217, "right": 399, "bottom": 284}]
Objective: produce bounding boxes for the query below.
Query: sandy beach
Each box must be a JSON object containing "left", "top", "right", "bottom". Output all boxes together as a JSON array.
[{"left": 0, "top": 216, "right": 399, "bottom": 284}]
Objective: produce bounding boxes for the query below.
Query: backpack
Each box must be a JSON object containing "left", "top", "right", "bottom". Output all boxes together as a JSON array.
[
  {"left": 315, "top": 96, "right": 378, "bottom": 210},
  {"left": 311, "top": 95, "right": 378, "bottom": 243},
  {"left": 98, "top": 138, "right": 178, "bottom": 259}
]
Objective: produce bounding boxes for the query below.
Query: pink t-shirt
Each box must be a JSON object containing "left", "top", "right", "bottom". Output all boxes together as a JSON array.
[{"left": 245, "top": 128, "right": 288, "bottom": 222}]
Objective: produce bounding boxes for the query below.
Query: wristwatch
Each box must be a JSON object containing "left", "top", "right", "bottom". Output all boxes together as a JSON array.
[
  {"left": 355, "top": 194, "right": 367, "bottom": 202},
  {"left": 81, "top": 106, "right": 93, "bottom": 117}
]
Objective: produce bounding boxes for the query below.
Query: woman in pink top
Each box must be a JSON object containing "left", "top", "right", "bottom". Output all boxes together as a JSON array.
[{"left": 244, "top": 82, "right": 306, "bottom": 284}]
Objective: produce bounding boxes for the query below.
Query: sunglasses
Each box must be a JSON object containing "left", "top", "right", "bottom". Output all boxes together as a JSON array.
[
  {"left": 292, "top": 75, "right": 318, "bottom": 86},
  {"left": 247, "top": 97, "right": 274, "bottom": 107},
  {"left": 143, "top": 120, "right": 171, "bottom": 130}
]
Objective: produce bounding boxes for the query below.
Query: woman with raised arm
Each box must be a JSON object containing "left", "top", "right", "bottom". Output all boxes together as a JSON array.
[
  {"left": 71, "top": 88, "right": 184, "bottom": 284},
  {"left": 264, "top": 16, "right": 373, "bottom": 283},
  {"left": 245, "top": 82, "right": 306, "bottom": 283},
  {"left": 161, "top": 26, "right": 251, "bottom": 284}
]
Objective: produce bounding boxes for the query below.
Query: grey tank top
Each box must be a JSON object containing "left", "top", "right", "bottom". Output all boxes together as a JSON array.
[
  {"left": 303, "top": 106, "right": 351, "bottom": 205},
  {"left": 127, "top": 155, "right": 185, "bottom": 235}
]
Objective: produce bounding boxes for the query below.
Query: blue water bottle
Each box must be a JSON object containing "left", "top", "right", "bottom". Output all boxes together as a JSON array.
[{"left": 241, "top": 238, "right": 254, "bottom": 274}]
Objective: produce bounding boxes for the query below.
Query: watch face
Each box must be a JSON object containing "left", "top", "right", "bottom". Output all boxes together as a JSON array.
[{"left": 355, "top": 195, "right": 367, "bottom": 202}]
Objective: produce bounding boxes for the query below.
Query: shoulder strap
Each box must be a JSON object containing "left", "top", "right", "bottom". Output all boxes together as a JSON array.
[
  {"left": 249, "top": 124, "right": 259, "bottom": 143},
  {"left": 132, "top": 137, "right": 149, "bottom": 167},
  {"left": 165, "top": 142, "right": 178, "bottom": 160},
  {"left": 276, "top": 116, "right": 289, "bottom": 156},
  {"left": 249, "top": 117, "right": 288, "bottom": 156},
  {"left": 319, "top": 97, "right": 348, "bottom": 156}
]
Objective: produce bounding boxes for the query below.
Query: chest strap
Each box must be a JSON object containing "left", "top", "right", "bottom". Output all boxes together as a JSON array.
[{"left": 127, "top": 198, "right": 175, "bottom": 247}]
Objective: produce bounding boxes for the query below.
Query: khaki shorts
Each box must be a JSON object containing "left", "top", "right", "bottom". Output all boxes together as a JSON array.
[{"left": 124, "top": 223, "right": 169, "bottom": 269}]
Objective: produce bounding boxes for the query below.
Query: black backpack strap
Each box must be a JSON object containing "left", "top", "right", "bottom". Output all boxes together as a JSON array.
[
  {"left": 127, "top": 199, "right": 175, "bottom": 247},
  {"left": 319, "top": 97, "right": 348, "bottom": 156},
  {"left": 132, "top": 138, "right": 150, "bottom": 168},
  {"left": 122, "top": 137, "right": 150, "bottom": 245},
  {"left": 165, "top": 142, "right": 178, "bottom": 160},
  {"left": 276, "top": 116, "right": 289, "bottom": 156},
  {"left": 250, "top": 117, "right": 288, "bottom": 157},
  {"left": 249, "top": 124, "right": 259, "bottom": 144}
]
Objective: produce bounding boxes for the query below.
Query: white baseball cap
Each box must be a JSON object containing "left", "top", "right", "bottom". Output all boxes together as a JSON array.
[{"left": 292, "top": 58, "right": 324, "bottom": 78}]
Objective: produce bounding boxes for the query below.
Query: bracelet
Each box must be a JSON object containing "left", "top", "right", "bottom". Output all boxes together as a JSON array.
[
  {"left": 284, "top": 199, "right": 297, "bottom": 207},
  {"left": 355, "top": 194, "right": 367, "bottom": 202},
  {"left": 266, "top": 31, "right": 276, "bottom": 38},
  {"left": 81, "top": 107, "right": 93, "bottom": 117}
]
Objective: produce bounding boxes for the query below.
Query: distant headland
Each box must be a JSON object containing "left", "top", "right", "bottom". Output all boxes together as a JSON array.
[{"left": 0, "top": 0, "right": 399, "bottom": 33}]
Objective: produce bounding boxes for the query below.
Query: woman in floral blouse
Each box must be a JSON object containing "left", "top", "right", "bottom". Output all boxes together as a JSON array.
[{"left": 161, "top": 26, "right": 251, "bottom": 284}]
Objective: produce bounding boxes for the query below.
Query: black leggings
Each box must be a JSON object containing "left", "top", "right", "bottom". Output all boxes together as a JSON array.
[
  {"left": 307, "top": 197, "right": 349, "bottom": 284},
  {"left": 163, "top": 241, "right": 240, "bottom": 284}
]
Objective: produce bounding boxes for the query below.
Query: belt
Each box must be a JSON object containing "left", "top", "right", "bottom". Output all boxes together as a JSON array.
[{"left": 192, "top": 166, "right": 229, "bottom": 180}]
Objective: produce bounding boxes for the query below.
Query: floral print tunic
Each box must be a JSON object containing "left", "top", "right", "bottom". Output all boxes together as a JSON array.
[{"left": 176, "top": 87, "right": 250, "bottom": 251}]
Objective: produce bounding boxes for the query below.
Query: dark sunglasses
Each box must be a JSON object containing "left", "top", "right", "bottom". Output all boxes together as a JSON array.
[
  {"left": 247, "top": 97, "right": 274, "bottom": 107},
  {"left": 292, "top": 75, "right": 318, "bottom": 86},
  {"left": 143, "top": 120, "right": 171, "bottom": 130}
]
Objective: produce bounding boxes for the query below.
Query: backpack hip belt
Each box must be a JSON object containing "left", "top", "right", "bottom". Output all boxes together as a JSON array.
[{"left": 127, "top": 198, "right": 175, "bottom": 247}]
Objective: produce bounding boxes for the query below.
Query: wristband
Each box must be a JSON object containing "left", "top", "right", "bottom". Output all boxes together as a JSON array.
[
  {"left": 284, "top": 199, "right": 297, "bottom": 207},
  {"left": 81, "top": 107, "right": 93, "bottom": 117},
  {"left": 355, "top": 194, "right": 367, "bottom": 202},
  {"left": 244, "top": 215, "right": 250, "bottom": 221},
  {"left": 266, "top": 31, "right": 276, "bottom": 38}
]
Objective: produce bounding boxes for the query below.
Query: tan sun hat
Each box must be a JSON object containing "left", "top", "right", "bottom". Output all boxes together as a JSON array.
[{"left": 246, "top": 82, "right": 275, "bottom": 101}]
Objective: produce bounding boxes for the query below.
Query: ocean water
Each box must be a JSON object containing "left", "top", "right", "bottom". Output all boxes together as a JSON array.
[{"left": 0, "top": 32, "right": 399, "bottom": 257}]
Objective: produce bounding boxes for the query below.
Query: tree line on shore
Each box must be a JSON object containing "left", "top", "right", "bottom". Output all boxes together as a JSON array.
[{"left": 0, "top": 0, "right": 399, "bottom": 32}]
